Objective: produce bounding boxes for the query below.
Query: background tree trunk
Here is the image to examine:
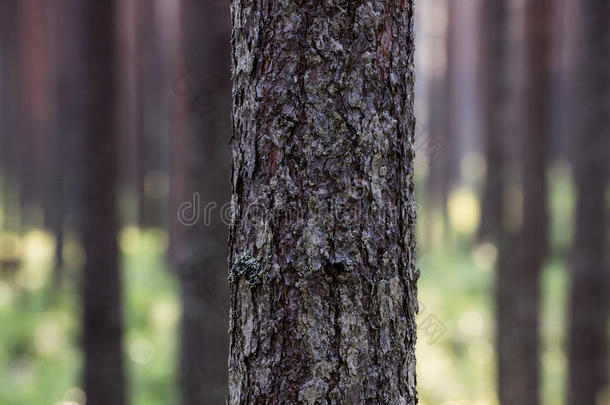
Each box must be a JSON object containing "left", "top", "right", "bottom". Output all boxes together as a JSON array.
[
  {"left": 425, "top": 0, "right": 451, "bottom": 240},
  {"left": 17, "top": 0, "right": 55, "bottom": 227},
  {"left": 228, "top": 0, "right": 418, "bottom": 403},
  {"left": 135, "top": 0, "right": 167, "bottom": 229},
  {"left": 175, "top": 0, "right": 232, "bottom": 403},
  {"left": 475, "top": 1, "right": 519, "bottom": 402},
  {"left": 478, "top": 0, "right": 508, "bottom": 243},
  {"left": 81, "top": 1, "right": 126, "bottom": 404},
  {"left": 567, "top": 1, "right": 609, "bottom": 403},
  {"left": 0, "top": 0, "right": 22, "bottom": 231},
  {"left": 499, "top": 1, "right": 553, "bottom": 404},
  {"left": 52, "top": 0, "right": 85, "bottom": 288}
]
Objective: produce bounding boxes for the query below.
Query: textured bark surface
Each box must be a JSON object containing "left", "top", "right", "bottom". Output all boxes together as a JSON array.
[
  {"left": 81, "top": 1, "right": 126, "bottom": 405},
  {"left": 176, "top": 0, "right": 232, "bottom": 403},
  {"left": 567, "top": 1, "right": 609, "bottom": 403},
  {"left": 228, "top": 0, "right": 418, "bottom": 403}
]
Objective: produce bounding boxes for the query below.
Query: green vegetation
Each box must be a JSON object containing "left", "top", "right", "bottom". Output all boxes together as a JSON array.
[
  {"left": 0, "top": 163, "right": 577, "bottom": 404},
  {"left": 0, "top": 228, "right": 178, "bottom": 405}
]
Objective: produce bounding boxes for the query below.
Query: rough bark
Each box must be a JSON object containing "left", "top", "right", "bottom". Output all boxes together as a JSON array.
[
  {"left": 228, "top": 0, "right": 418, "bottom": 403},
  {"left": 81, "top": 1, "right": 126, "bottom": 404},
  {"left": 567, "top": 1, "right": 609, "bottom": 403},
  {"left": 175, "top": 0, "right": 233, "bottom": 403}
]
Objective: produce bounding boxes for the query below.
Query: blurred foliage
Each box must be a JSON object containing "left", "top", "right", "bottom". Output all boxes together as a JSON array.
[
  {"left": 0, "top": 227, "right": 178, "bottom": 405},
  {"left": 416, "top": 162, "right": 574, "bottom": 405},
  {"left": 0, "top": 162, "right": 585, "bottom": 405}
]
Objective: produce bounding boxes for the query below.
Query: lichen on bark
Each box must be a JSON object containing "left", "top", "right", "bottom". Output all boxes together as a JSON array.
[{"left": 228, "top": 0, "right": 418, "bottom": 403}]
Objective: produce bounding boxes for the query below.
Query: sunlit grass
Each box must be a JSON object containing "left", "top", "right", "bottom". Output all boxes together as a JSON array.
[
  {"left": 417, "top": 163, "right": 573, "bottom": 405},
  {"left": 0, "top": 230, "right": 22, "bottom": 263},
  {"left": 121, "top": 227, "right": 178, "bottom": 405},
  {"left": 17, "top": 229, "right": 55, "bottom": 291},
  {"left": 417, "top": 243, "right": 495, "bottom": 404},
  {"left": 0, "top": 226, "right": 178, "bottom": 405}
]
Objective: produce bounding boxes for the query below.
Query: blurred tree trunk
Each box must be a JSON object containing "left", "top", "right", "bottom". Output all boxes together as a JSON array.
[
  {"left": 478, "top": 0, "right": 508, "bottom": 243},
  {"left": 167, "top": 0, "right": 189, "bottom": 269},
  {"left": 135, "top": 1, "right": 167, "bottom": 228},
  {"left": 499, "top": 1, "right": 553, "bottom": 404},
  {"left": 426, "top": 79, "right": 449, "bottom": 238},
  {"left": 228, "top": 0, "right": 418, "bottom": 403},
  {"left": 443, "top": 0, "right": 481, "bottom": 211},
  {"left": 567, "top": 1, "right": 609, "bottom": 403},
  {"left": 17, "top": 0, "right": 55, "bottom": 228},
  {"left": 52, "top": 0, "right": 85, "bottom": 287},
  {"left": 117, "top": 0, "right": 139, "bottom": 225},
  {"left": 475, "top": 1, "right": 515, "bottom": 402},
  {"left": 81, "top": 1, "right": 126, "bottom": 405},
  {"left": 0, "top": 0, "right": 22, "bottom": 230},
  {"left": 424, "top": 0, "right": 450, "bottom": 242},
  {"left": 442, "top": 0, "right": 458, "bottom": 226},
  {"left": 175, "top": 0, "right": 232, "bottom": 403}
]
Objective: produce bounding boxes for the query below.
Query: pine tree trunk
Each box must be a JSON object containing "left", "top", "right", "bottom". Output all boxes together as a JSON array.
[
  {"left": 81, "top": 1, "right": 126, "bottom": 404},
  {"left": 567, "top": 1, "right": 609, "bottom": 403},
  {"left": 228, "top": 0, "right": 418, "bottom": 403}
]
